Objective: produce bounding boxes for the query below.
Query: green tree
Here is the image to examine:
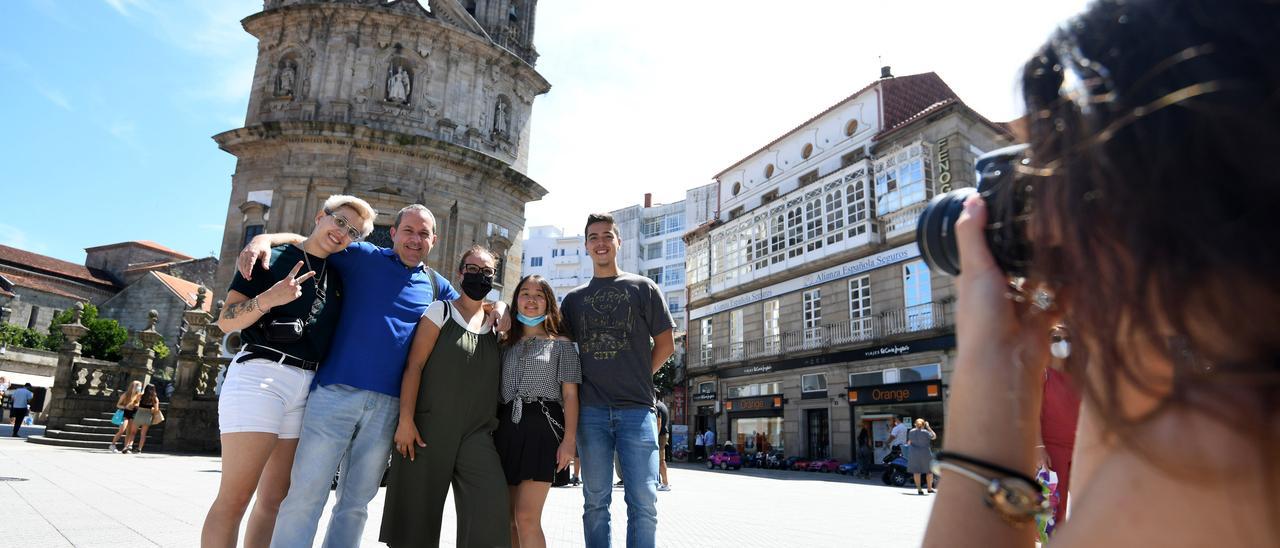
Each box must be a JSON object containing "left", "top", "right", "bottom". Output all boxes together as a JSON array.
[
  {"left": 43, "top": 304, "right": 128, "bottom": 361},
  {"left": 653, "top": 354, "right": 677, "bottom": 396},
  {"left": 0, "top": 323, "right": 46, "bottom": 349}
]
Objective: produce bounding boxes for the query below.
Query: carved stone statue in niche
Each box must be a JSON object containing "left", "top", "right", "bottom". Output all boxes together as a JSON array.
[
  {"left": 492, "top": 96, "right": 510, "bottom": 136},
  {"left": 275, "top": 59, "right": 298, "bottom": 97},
  {"left": 386, "top": 64, "right": 412, "bottom": 105}
]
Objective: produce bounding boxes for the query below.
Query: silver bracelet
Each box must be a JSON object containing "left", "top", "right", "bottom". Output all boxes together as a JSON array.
[{"left": 931, "top": 460, "right": 1050, "bottom": 525}]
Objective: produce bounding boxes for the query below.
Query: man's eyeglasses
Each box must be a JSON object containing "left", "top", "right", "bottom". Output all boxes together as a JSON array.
[
  {"left": 462, "top": 264, "right": 497, "bottom": 277},
  {"left": 325, "top": 210, "right": 363, "bottom": 241}
]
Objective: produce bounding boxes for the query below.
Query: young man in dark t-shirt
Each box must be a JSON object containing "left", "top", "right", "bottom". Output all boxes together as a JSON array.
[{"left": 560, "top": 212, "right": 674, "bottom": 548}]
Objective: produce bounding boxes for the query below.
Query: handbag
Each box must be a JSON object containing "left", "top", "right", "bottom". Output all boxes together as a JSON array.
[
  {"left": 111, "top": 409, "right": 124, "bottom": 426},
  {"left": 151, "top": 407, "right": 165, "bottom": 426}
]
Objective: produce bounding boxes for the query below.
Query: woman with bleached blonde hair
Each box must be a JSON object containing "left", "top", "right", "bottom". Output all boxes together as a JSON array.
[{"left": 201, "top": 195, "right": 375, "bottom": 548}]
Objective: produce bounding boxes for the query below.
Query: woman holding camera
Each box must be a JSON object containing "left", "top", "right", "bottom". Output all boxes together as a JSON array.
[
  {"left": 381, "top": 245, "right": 510, "bottom": 548},
  {"left": 201, "top": 195, "right": 376, "bottom": 548},
  {"left": 923, "top": 1, "right": 1279, "bottom": 545}
]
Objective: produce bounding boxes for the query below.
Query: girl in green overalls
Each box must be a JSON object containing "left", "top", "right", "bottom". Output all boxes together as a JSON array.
[{"left": 380, "top": 245, "right": 510, "bottom": 548}]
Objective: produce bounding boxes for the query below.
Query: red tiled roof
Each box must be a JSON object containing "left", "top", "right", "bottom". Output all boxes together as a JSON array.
[
  {"left": 153, "top": 272, "right": 213, "bottom": 312},
  {"left": 84, "top": 241, "right": 193, "bottom": 260},
  {"left": 1, "top": 270, "right": 100, "bottom": 302},
  {"left": 0, "top": 244, "right": 119, "bottom": 289},
  {"left": 713, "top": 72, "right": 1008, "bottom": 179}
]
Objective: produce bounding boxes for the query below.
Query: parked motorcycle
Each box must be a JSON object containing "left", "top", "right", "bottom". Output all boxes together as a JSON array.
[
  {"left": 880, "top": 447, "right": 910, "bottom": 487},
  {"left": 764, "top": 450, "right": 785, "bottom": 469}
]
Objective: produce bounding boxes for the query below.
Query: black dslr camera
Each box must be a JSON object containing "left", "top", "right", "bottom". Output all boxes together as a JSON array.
[{"left": 915, "top": 144, "right": 1033, "bottom": 277}]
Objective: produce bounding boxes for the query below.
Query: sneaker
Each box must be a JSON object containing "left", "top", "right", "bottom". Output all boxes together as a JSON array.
[
  {"left": 658, "top": 484, "right": 671, "bottom": 492},
  {"left": 109, "top": 445, "right": 121, "bottom": 454},
  {"left": 614, "top": 480, "right": 625, "bottom": 487},
  {"left": 917, "top": 488, "right": 925, "bottom": 495},
  {"left": 571, "top": 477, "right": 580, "bottom": 486},
  {"left": 122, "top": 446, "right": 133, "bottom": 454}
]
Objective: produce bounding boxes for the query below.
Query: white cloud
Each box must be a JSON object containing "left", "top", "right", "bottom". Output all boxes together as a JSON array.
[
  {"left": 38, "top": 87, "right": 72, "bottom": 111},
  {"left": 102, "top": 0, "right": 149, "bottom": 17},
  {"left": 0, "top": 223, "right": 45, "bottom": 253}
]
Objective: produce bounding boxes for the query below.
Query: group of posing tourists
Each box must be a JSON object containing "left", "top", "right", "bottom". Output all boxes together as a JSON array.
[{"left": 199, "top": 196, "right": 673, "bottom": 548}]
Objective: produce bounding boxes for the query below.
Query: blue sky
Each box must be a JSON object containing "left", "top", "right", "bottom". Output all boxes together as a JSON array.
[{"left": 2, "top": 0, "right": 1089, "bottom": 264}]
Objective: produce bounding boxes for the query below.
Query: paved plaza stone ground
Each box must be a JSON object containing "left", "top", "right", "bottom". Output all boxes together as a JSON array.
[{"left": 2, "top": 426, "right": 934, "bottom": 547}]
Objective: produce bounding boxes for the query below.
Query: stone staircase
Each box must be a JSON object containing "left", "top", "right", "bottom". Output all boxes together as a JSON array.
[{"left": 27, "top": 406, "right": 167, "bottom": 452}]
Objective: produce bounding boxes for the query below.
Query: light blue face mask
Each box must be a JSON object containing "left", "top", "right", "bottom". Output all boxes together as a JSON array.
[{"left": 516, "top": 313, "right": 546, "bottom": 327}]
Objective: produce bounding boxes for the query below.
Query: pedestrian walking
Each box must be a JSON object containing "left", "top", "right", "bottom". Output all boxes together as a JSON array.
[
  {"left": 655, "top": 395, "right": 670, "bottom": 491},
  {"left": 380, "top": 246, "right": 510, "bottom": 548},
  {"left": 8, "top": 383, "right": 33, "bottom": 437},
  {"left": 693, "top": 428, "right": 705, "bottom": 462},
  {"left": 110, "top": 381, "right": 143, "bottom": 453},
  {"left": 493, "top": 274, "right": 581, "bottom": 547},
  {"left": 126, "top": 385, "right": 163, "bottom": 453},
  {"left": 1037, "top": 340, "right": 1082, "bottom": 533},
  {"left": 856, "top": 427, "right": 874, "bottom": 479},
  {"left": 906, "top": 419, "right": 936, "bottom": 494}
]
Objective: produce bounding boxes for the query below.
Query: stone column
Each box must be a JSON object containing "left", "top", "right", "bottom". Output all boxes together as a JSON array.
[
  {"left": 118, "top": 310, "right": 162, "bottom": 390},
  {"left": 164, "top": 289, "right": 211, "bottom": 450},
  {"left": 43, "top": 303, "right": 89, "bottom": 429}
]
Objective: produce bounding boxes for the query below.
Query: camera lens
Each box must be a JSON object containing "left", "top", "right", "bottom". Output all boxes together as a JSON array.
[
  {"left": 916, "top": 187, "right": 976, "bottom": 276},
  {"left": 915, "top": 144, "right": 1031, "bottom": 277}
]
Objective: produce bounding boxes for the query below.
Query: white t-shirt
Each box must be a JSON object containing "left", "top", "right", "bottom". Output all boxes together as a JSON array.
[
  {"left": 422, "top": 301, "right": 494, "bottom": 335},
  {"left": 889, "top": 423, "right": 909, "bottom": 446}
]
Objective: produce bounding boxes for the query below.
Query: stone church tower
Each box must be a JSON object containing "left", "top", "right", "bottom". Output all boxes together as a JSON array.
[{"left": 212, "top": 0, "right": 550, "bottom": 297}]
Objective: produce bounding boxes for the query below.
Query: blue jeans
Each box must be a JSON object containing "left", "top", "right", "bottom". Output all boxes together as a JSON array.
[
  {"left": 578, "top": 406, "right": 658, "bottom": 548},
  {"left": 270, "top": 384, "right": 399, "bottom": 548}
]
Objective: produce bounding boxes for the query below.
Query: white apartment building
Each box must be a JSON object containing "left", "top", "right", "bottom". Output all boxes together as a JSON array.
[
  {"left": 681, "top": 69, "right": 1012, "bottom": 463},
  {"left": 519, "top": 225, "right": 594, "bottom": 304}
]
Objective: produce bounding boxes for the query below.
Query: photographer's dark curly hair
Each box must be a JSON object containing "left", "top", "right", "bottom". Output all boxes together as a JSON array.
[
  {"left": 1020, "top": 0, "right": 1279, "bottom": 490},
  {"left": 500, "top": 275, "right": 565, "bottom": 347}
]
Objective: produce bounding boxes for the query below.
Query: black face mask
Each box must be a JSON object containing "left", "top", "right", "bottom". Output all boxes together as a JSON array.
[{"left": 460, "top": 272, "right": 494, "bottom": 301}]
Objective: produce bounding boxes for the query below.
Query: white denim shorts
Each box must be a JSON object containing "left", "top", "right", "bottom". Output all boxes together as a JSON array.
[{"left": 217, "top": 352, "right": 314, "bottom": 439}]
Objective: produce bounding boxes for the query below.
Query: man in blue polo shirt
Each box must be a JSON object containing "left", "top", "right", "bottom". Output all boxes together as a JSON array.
[{"left": 238, "top": 204, "right": 467, "bottom": 547}]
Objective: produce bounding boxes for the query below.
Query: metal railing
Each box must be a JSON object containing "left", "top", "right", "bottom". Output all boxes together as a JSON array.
[{"left": 690, "top": 302, "right": 951, "bottom": 368}]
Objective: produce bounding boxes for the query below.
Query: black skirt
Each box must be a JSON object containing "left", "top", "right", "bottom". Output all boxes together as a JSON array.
[{"left": 494, "top": 400, "right": 567, "bottom": 486}]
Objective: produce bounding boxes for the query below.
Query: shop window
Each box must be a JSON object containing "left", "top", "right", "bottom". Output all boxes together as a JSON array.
[
  {"left": 802, "top": 373, "right": 828, "bottom": 393},
  {"left": 530, "top": 256, "right": 543, "bottom": 267},
  {"left": 900, "top": 363, "right": 941, "bottom": 382},
  {"left": 849, "top": 370, "right": 882, "bottom": 388}
]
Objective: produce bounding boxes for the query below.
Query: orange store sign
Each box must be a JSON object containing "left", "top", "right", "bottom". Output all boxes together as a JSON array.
[{"left": 847, "top": 381, "right": 942, "bottom": 406}]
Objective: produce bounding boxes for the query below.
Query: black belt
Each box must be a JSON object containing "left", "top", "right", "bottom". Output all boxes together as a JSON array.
[{"left": 239, "top": 344, "right": 320, "bottom": 371}]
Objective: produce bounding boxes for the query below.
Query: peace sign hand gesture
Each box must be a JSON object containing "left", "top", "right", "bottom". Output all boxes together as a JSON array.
[{"left": 258, "top": 261, "right": 317, "bottom": 312}]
